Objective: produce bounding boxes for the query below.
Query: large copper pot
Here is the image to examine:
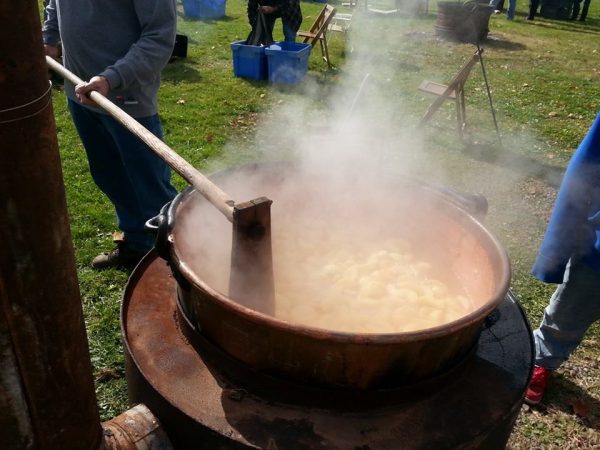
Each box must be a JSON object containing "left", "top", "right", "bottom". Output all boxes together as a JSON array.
[{"left": 151, "top": 162, "right": 510, "bottom": 389}]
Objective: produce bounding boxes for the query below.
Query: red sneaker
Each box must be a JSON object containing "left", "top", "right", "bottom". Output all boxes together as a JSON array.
[{"left": 524, "top": 366, "right": 551, "bottom": 405}]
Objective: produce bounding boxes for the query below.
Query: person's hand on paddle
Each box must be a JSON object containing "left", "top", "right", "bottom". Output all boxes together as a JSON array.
[
  {"left": 44, "top": 43, "right": 61, "bottom": 59},
  {"left": 75, "top": 76, "right": 110, "bottom": 106},
  {"left": 258, "top": 5, "right": 277, "bottom": 14}
]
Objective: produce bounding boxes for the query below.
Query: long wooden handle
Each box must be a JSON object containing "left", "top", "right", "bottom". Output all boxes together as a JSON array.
[{"left": 46, "top": 56, "right": 235, "bottom": 222}]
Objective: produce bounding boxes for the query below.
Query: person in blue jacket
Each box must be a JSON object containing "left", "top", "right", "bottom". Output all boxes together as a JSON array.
[
  {"left": 43, "top": 0, "right": 178, "bottom": 270},
  {"left": 525, "top": 112, "right": 600, "bottom": 405}
]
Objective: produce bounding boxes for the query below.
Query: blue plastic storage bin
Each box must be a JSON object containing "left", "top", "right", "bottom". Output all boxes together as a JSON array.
[
  {"left": 182, "top": 0, "right": 226, "bottom": 19},
  {"left": 231, "top": 41, "right": 268, "bottom": 80},
  {"left": 265, "top": 42, "right": 312, "bottom": 85}
]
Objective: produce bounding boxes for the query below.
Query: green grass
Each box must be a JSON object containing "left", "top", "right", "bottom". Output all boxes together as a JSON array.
[{"left": 45, "top": 0, "right": 600, "bottom": 446}]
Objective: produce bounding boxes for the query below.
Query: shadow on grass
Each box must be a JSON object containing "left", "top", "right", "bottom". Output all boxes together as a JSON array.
[
  {"left": 235, "top": 77, "right": 270, "bottom": 88},
  {"left": 522, "top": 17, "right": 600, "bottom": 34},
  {"left": 483, "top": 35, "right": 527, "bottom": 51},
  {"left": 177, "top": 11, "right": 236, "bottom": 23},
  {"left": 402, "top": 29, "right": 527, "bottom": 52},
  {"left": 162, "top": 60, "right": 203, "bottom": 83},
  {"left": 531, "top": 374, "right": 600, "bottom": 431},
  {"left": 462, "top": 141, "right": 564, "bottom": 187}
]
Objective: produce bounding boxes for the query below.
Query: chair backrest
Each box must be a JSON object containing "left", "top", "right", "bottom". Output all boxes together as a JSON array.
[
  {"left": 447, "top": 48, "right": 483, "bottom": 91},
  {"left": 417, "top": 48, "right": 484, "bottom": 128},
  {"left": 305, "top": 4, "right": 337, "bottom": 43}
]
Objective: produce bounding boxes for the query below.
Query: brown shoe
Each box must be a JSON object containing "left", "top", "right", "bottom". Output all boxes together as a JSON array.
[{"left": 91, "top": 241, "right": 146, "bottom": 270}]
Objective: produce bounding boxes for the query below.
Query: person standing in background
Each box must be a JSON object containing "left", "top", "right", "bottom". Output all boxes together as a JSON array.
[
  {"left": 526, "top": 0, "right": 540, "bottom": 19},
  {"left": 491, "top": 0, "right": 505, "bottom": 14},
  {"left": 43, "top": 0, "right": 178, "bottom": 270},
  {"left": 571, "top": 0, "right": 591, "bottom": 20},
  {"left": 490, "top": 0, "right": 517, "bottom": 20},
  {"left": 505, "top": 0, "right": 517, "bottom": 20},
  {"left": 525, "top": 113, "right": 600, "bottom": 405},
  {"left": 247, "top": 0, "right": 302, "bottom": 42}
]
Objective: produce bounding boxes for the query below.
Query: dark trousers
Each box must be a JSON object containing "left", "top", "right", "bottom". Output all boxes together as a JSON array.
[
  {"left": 68, "top": 99, "right": 177, "bottom": 252},
  {"left": 262, "top": 14, "right": 297, "bottom": 41},
  {"left": 571, "top": 0, "right": 591, "bottom": 19},
  {"left": 528, "top": 0, "right": 541, "bottom": 18}
]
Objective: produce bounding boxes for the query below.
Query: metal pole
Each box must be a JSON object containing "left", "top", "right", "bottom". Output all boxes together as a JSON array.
[{"left": 0, "top": 1, "right": 103, "bottom": 449}]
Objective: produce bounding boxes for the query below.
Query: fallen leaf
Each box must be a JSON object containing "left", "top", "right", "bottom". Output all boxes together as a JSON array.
[
  {"left": 206, "top": 133, "right": 214, "bottom": 143},
  {"left": 112, "top": 231, "right": 125, "bottom": 241},
  {"left": 567, "top": 398, "right": 590, "bottom": 418},
  {"left": 96, "top": 367, "right": 120, "bottom": 383}
]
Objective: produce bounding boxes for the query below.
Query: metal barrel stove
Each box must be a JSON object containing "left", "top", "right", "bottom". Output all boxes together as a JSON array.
[{"left": 122, "top": 163, "right": 533, "bottom": 449}]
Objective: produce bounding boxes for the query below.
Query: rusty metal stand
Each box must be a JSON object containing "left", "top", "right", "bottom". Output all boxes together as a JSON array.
[{"left": 123, "top": 253, "right": 533, "bottom": 450}]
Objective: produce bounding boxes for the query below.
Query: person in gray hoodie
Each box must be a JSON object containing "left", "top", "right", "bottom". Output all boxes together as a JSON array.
[{"left": 43, "top": 0, "right": 178, "bottom": 270}]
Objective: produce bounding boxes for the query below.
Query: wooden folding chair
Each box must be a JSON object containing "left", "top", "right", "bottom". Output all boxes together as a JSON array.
[
  {"left": 417, "top": 48, "right": 483, "bottom": 141},
  {"left": 297, "top": 4, "right": 337, "bottom": 69}
]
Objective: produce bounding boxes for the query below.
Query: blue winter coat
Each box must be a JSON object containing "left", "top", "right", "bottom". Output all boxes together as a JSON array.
[{"left": 532, "top": 112, "right": 600, "bottom": 283}]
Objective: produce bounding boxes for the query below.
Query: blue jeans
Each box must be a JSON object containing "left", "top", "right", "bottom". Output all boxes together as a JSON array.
[
  {"left": 68, "top": 99, "right": 177, "bottom": 252},
  {"left": 282, "top": 23, "right": 297, "bottom": 42},
  {"left": 506, "top": 0, "right": 516, "bottom": 19},
  {"left": 490, "top": 0, "right": 516, "bottom": 18},
  {"left": 533, "top": 258, "right": 600, "bottom": 369}
]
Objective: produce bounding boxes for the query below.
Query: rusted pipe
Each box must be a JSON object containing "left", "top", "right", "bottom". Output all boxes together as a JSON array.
[
  {"left": 1, "top": 4, "right": 179, "bottom": 450},
  {"left": 0, "top": 1, "right": 103, "bottom": 448},
  {"left": 102, "top": 404, "right": 173, "bottom": 450}
]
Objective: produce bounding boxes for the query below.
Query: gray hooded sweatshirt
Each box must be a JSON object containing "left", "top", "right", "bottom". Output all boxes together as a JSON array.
[{"left": 43, "top": 0, "right": 176, "bottom": 118}]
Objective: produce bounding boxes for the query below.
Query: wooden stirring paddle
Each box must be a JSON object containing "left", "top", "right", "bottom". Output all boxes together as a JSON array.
[{"left": 46, "top": 56, "right": 274, "bottom": 314}]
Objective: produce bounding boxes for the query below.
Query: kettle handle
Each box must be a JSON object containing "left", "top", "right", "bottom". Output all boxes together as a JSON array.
[
  {"left": 436, "top": 187, "right": 488, "bottom": 219},
  {"left": 145, "top": 191, "right": 184, "bottom": 261}
]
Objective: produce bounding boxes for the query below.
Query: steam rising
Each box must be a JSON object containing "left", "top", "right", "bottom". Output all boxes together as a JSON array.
[{"left": 176, "top": 10, "right": 556, "bottom": 332}]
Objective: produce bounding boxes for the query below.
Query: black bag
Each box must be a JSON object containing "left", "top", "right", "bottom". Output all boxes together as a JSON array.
[
  {"left": 169, "top": 34, "right": 188, "bottom": 63},
  {"left": 246, "top": 11, "right": 274, "bottom": 46}
]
